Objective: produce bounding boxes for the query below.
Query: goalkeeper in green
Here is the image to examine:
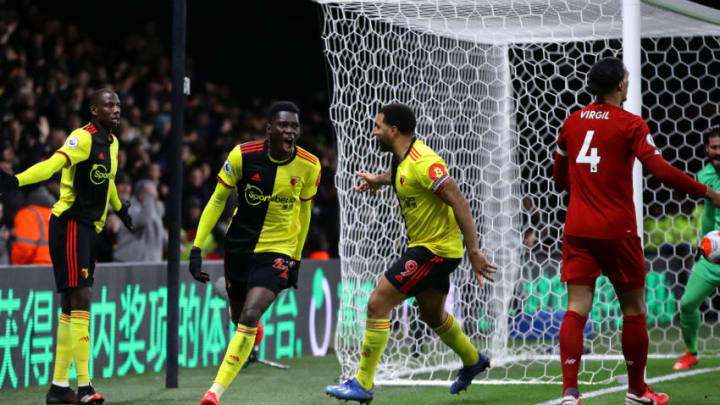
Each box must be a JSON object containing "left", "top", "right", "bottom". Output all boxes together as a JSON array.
[{"left": 673, "top": 126, "right": 720, "bottom": 371}]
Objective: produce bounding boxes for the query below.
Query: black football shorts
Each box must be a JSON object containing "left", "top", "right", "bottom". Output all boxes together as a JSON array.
[
  {"left": 49, "top": 215, "right": 98, "bottom": 292},
  {"left": 223, "top": 252, "right": 298, "bottom": 302},
  {"left": 385, "top": 246, "right": 461, "bottom": 296}
]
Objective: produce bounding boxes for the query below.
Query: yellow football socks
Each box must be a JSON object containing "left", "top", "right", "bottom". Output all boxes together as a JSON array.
[
  {"left": 434, "top": 313, "right": 479, "bottom": 366},
  {"left": 210, "top": 323, "right": 257, "bottom": 399},
  {"left": 52, "top": 312, "right": 73, "bottom": 386},
  {"left": 354, "top": 318, "right": 390, "bottom": 391},
  {"left": 70, "top": 310, "right": 91, "bottom": 385}
]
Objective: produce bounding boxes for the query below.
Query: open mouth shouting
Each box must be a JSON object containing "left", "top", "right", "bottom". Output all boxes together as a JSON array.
[{"left": 283, "top": 136, "right": 296, "bottom": 153}]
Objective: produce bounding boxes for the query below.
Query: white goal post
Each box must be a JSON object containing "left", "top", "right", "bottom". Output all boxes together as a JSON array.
[{"left": 315, "top": 0, "right": 720, "bottom": 384}]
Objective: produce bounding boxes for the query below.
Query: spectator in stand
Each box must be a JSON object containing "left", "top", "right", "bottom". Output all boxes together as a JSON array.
[
  {"left": 305, "top": 229, "right": 330, "bottom": 260},
  {"left": 114, "top": 179, "right": 166, "bottom": 262},
  {"left": 11, "top": 181, "right": 58, "bottom": 265},
  {"left": 184, "top": 163, "right": 210, "bottom": 207},
  {"left": 96, "top": 213, "right": 120, "bottom": 263},
  {"left": 0, "top": 4, "right": 340, "bottom": 260},
  {"left": 184, "top": 196, "right": 203, "bottom": 240},
  {"left": 115, "top": 172, "right": 132, "bottom": 202},
  {"left": 0, "top": 201, "right": 9, "bottom": 264}
]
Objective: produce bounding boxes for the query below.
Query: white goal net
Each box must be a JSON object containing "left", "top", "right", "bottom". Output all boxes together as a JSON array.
[{"left": 316, "top": 0, "right": 720, "bottom": 384}]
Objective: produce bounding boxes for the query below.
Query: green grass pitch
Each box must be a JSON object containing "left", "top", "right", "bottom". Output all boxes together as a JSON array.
[{"left": 3, "top": 356, "right": 719, "bottom": 404}]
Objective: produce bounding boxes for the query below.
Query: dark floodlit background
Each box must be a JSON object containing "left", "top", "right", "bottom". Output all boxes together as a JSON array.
[
  {"left": 1, "top": 0, "right": 719, "bottom": 265},
  {"left": 33, "top": 0, "right": 329, "bottom": 100},
  {"left": 0, "top": 0, "right": 339, "bottom": 264}
]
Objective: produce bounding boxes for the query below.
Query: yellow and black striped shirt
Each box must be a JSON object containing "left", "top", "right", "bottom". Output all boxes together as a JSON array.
[
  {"left": 392, "top": 139, "right": 463, "bottom": 258},
  {"left": 217, "top": 140, "right": 321, "bottom": 256},
  {"left": 52, "top": 121, "right": 119, "bottom": 233}
]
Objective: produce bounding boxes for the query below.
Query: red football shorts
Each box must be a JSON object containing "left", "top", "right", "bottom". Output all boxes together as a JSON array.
[{"left": 561, "top": 234, "right": 646, "bottom": 293}]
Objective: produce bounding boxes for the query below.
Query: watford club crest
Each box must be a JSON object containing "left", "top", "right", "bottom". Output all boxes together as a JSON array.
[
  {"left": 399, "top": 176, "right": 406, "bottom": 186},
  {"left": 290, "top": 176, "right": 300, "bottom": 187},
  {"left": 81, "top": 268, "right": 89, "bottom": 279}
]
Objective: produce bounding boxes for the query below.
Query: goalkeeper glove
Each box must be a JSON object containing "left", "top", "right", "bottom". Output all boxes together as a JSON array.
[
  {"left": 189, "top": 247, "right": 210, "bottom": 283},
  {"left": 0, "top": 170, "right": 18, "bottom": 196},
  {"left": 116, "top": 200, "right": 134, "bottom": 231}
]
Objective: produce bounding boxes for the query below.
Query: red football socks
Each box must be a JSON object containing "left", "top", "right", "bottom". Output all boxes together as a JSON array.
[
  {"left": 560, "top": 310, "right": 587, "bottom": 394},
  {"left": 622, "top": 314, "right": 648, "bottom": 394}
]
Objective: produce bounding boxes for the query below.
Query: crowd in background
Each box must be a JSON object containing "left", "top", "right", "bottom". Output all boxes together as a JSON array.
[{"left": 0, "top": 2, "right": 339, "bottom": 264}]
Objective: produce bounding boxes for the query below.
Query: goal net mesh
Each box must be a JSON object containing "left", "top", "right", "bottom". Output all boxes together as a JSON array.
[{"left": 315, "top": 0, "right": 720, "bottom": 384}]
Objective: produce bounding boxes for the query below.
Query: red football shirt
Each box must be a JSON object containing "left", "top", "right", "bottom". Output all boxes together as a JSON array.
[{"left": 555, "top": 103, "right": 658, "bottom": 239}]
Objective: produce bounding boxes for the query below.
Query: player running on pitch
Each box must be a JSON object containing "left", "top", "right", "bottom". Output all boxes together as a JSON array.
[{"left": 325, "top": 103, "right": 497, "bottom": 403}]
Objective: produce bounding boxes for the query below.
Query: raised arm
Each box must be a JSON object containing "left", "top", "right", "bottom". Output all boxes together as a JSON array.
[
  {"left": 1, "top": 153, "right": 67, "bottom": 195},
  {"left": 17, "top": 153, "right": 68, "bottom": 186},
  {"left": 2, "top": 129, "right": 93, "bottom": 195}
]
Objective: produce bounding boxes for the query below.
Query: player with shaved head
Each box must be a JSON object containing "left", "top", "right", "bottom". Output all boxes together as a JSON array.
[{"left": 0, "top": 88, "right": 133, "bottom": 404}]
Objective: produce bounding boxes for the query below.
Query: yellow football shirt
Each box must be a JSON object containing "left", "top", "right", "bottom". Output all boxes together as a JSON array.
[
  {"left": 52, "top": 121, "right": 119, "bottom": 233},
  {"left": 217, "top": 140, "right": 321, "bottom": 257},
  {"left": 392, "top": 139, "right": 463, "bottom": 258}
]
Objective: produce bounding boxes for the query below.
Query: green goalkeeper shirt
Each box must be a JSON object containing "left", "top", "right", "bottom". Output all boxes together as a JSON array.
[
  {"left": 692, "top": 164, "right": 720, "bottom": 285},
  {"left": 698, "top": 163, "right": 720, "bottom": 236}
]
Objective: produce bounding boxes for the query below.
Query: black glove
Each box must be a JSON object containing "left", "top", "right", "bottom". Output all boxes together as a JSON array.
[
  {"left": 288, "top": 260, "right": 300, "bottom": 289},
  {"left": 695, "top": 246, "right": 705, "bottom": 263},
  {"left": 116, "top": 200, "right": 134, "bottom": 231},
  {"left": 0, "top": 170, "right": 18, "bottom": 196},
  {"left": 189, "top": 247, "right": 209, "bottom": 283}
]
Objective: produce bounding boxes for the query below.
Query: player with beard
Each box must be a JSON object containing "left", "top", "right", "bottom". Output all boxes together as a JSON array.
[
  {"left": 190, "top": 101, "right": 321, "bottom": 405},
  {"left": 325, "top": 103, "right": 497, "bottom": 403},
  {"left": 553, "top": 58, "right": 720, "bottom": 405},
  {"left": 0, "top": 88, "right": 133, "bottom": 404},
  {"left": 672, "top": 126, "right": 720, "bottom": 371}
]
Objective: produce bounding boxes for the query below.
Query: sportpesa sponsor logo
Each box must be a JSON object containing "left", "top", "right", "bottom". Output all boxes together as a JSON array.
[
  {"left": 244, "top": 184, "right": 295, "bottom": 206},
  {"left": 89, "top": 164, "right": 114, "bottom": 185}
]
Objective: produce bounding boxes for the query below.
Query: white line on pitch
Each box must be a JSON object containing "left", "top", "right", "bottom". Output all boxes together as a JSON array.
[{"left": 532, "top": 366, "right": 720, "bottom": 405}]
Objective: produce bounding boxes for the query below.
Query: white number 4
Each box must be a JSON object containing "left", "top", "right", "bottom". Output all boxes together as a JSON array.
[{"left": 576, "top": 130, "right": 600, "bottom": 172}]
